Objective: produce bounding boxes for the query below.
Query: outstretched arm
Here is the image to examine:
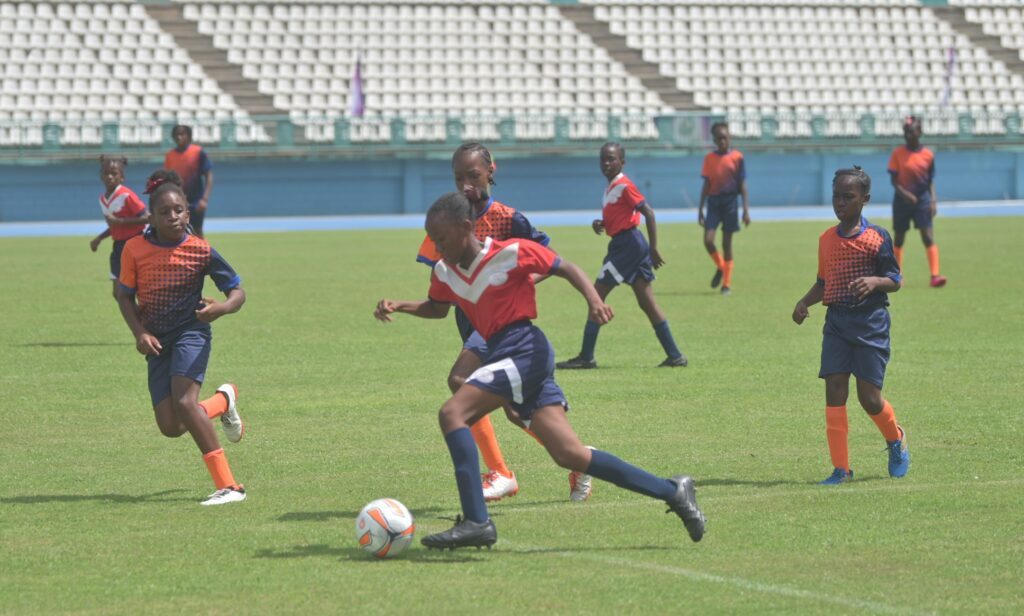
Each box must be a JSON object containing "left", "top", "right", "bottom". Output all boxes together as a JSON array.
[
  {"left": 552, "top": 260, "right": 613, "bottom": 325},
  {"left": 792, "top": 283, "right": 825, "bottom": 325},
  {"left": 374, "top": 298, "right": 451, "bottom": 322},
  {"left": 638, "top": 203, "right": 664, "bottom": 268}
]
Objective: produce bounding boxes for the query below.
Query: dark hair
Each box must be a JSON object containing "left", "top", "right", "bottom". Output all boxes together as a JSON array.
[
  {"left": 452, "top": 142, "right": 496, "bottom": 186},
  {"left": 833, "top": 165, "right": 871, "bottom": 193},
  {"left": 145, "top": 168, "right": 185, "bottom": 202},
  {"left": 426, "top": 192, "right": 474, "bottom": 229},
  {"left": 99, "top": 155, "right": 128, "bottom": 169},
  {"left": 171, "top": 124, "right": 193, "bottom": 139},
  {"left": 904, "top": 115, "right": 922, "bottom": 131},
  {"left": 601, "top": 141, "right": 624, "bottom": 158},
  {"left": 711, "top": 121, "right": 729, "bottom": 137}
]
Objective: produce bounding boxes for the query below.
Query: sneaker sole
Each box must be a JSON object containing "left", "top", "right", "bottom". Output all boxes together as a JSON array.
[{"left": 483, "top": 486, "right": 519, "bottom": 502}]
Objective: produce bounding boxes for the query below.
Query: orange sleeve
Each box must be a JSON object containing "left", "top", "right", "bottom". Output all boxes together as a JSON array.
[
  {"left": 416, "top": 233, "right": 441, "bottom": 267},
  {"left": 700, "top": 153, "right": 712, "bottom": 179},
  {"left": 887, "top": 149, "right": 900, "bottom": 175},
  {"left": 119, "top": 241, "right": 138, "bottom": 290}
]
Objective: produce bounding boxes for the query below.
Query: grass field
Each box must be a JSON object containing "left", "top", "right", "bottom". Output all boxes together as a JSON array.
[{"left": 1, "top": 216, "right": 1022, "bottom": 614}]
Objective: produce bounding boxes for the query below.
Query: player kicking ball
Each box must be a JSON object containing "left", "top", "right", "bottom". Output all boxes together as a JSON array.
[{"left": 374, "top": 192, "right": 705, "bottom": 549}]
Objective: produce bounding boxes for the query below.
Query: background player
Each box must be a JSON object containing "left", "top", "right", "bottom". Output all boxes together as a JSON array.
[
  {"left": 558, "top": 142, "right": 687, "bottom": 369},
  {"left": 89, "top": 156, "right": 148, "bottom": 299},
  {"left": 375, "top": 192, "right": 705, "bottom": 549},
  {"left": 792, "top": 166, "right": 910, "bottom": 485},
  {"left": 889, "top": 116, "right": 946, "bottom": 287},
  {"left": 698, "top": 122, "right": 750, "bottom": 295},
  {"left": 117, "top": 172, "right": 246, "bottom": 505},
  {"left": 163, "top": 125, "right": 214, "bottom": 238}
]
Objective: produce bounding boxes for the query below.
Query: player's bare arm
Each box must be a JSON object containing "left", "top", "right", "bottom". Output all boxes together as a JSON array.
[
  {"left": 90, "top": 228, "right": 111, "bottom": 251},
  {"left": 116, "top": 291, "right": 162, "bottom": 355},
  {"left": 793, "top": 283, "right": 825, "bottom": 325},
  {"left": 698, "top": 178, "right": 709, "bottom": 225},
  {"left": 196, "top": 287, "right": 246, "bottom": 323},
  {"left": 374, "top": 298, "right": 450, "bottom": 322},
  {"left": 552, "top": 260, "right": 614, "bottom": 325},
  {"left": 638, "top": 203, "right": 664, "bottom": 268},
  {"left": 850, "top": 276, "right": 900, "bottom": 302},
  {"left": 740, "top": 180, "right": 751, "bottom": 226}
]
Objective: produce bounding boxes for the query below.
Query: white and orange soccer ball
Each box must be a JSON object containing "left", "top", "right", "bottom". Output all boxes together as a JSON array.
[{"left": 355, "top": 498, "right": 415, "bottom": 558}]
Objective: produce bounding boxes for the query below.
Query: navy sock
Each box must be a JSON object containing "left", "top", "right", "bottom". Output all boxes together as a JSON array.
[
  {"left": 580, "top": 320, "right": 602, "bottom": 361},
  {"left": 585, "top": 449, "right": 675, "bottom": 500},
  {"left": 444, "top": 427, "right": 489, "bottom": 523},
  {"left": 653, "top": 320, "right": 683, "bottom": 359}
]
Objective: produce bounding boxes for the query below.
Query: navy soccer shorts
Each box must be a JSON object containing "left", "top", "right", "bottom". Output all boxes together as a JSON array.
[
  {"left": 596, "top": 227, "right": 655, "bottom": 288},
  {"left": 819, "top": 305, "right": 891, "bottom": 389}
]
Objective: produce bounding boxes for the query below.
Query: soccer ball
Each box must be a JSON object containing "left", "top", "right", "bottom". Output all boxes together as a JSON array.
[{"left": 355, "top": 498, "right": 416, "bottom": 558}]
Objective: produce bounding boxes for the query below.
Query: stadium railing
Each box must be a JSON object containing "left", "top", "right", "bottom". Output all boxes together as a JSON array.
[{"left": 1, "top": 111, "right": 1021, "bottom": 161}]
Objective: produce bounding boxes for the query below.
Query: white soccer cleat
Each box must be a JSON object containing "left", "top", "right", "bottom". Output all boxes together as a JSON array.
[
  {"left": 569, "top": 446, "right": 596, "bottom": 502},
  {"left": 200, "top": 485, "right": 246, "bottom": 506},
  {"left": 482, "top": 470, "right": 519, "bottom": 502},
  {"left": 217, "top": 383, "right": 244, "bottom": 443}
]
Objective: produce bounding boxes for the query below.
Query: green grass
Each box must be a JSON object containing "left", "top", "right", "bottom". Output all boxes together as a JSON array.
[{"left": 1, "top": 217, "right": 1022, "bottom": 614}]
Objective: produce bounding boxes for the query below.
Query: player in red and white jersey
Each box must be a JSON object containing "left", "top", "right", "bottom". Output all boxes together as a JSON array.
[
  {"left": 89, "top": 156, "right": 149, "bottom": 299},
  {"left": 375, "top": 192, "right": 705, "bottom": 550},
  {"left": 558, "top": 142, "right": 688, "bottom": 370}
]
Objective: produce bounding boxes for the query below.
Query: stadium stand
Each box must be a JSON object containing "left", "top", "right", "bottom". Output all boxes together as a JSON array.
[{"left": 1, "top": 1, "right": 1023, "bottom": 152}]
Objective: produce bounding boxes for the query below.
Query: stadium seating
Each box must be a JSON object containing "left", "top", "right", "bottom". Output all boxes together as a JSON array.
[
  {"left": 0, "top": 1, "right": 257, "bottom": 146},
  {"left": 1, "top": 1, "right": 1023, "bottom": 147}
]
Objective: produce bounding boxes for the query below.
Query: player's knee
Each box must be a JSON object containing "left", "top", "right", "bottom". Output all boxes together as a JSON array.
[
  {"left": 437, "top": 401, "right": 468, "bottom": 431},
  {"left": 548, "top": 444, "right": 589, "bottom": 471},
  {"left": 446, "top": 372, "right": 466, "bottom": 394},
  {"left": 155, "top": 417, "right": 185, "bottom": 438},
  {"left": 703, "top": 238, "right": 716, "bottom": 252},
  {"left": 858, "top": 391, "right": 884, "bottom": 414}
]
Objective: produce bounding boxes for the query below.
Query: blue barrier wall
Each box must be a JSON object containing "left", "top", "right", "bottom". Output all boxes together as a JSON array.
[{"left": 2, "top": 148, "right": 1022, "bottom": 222}]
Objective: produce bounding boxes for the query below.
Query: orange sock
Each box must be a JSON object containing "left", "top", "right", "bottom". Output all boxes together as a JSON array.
[
  {"left": 869, "top": 400, "right": 902, "bottom": 442},
  {"left": 202, "top": 448, "right": 237, "bottom": 489},
  {"left": 825, "top": 406, "right": 849, "bottom": 471},
  {"left": 926, "top": 245, "right": 940, "bottom": 277},
  {"left": 894, "top": 246, "right": 904, "bottom": 269},
  {"left": 199, "top": 390, "right": 229, "bottom": 419},
  {"left": 709, "top": 251, "right": 725, "bottom": 270},
  {"left": 470, "top": 415, "right": 512, "bottom": 478},
  {"left": 723, "top": 259, "right": 734, "bottom": 287}
]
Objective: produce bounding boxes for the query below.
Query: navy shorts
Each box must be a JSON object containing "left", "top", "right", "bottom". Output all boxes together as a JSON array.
[
  {"left": 146, "top": 324, "right": 212, "bottom": 407},
  {"left": 596, "top": 227, "right": 655, "bottom": 288},
  {"left": 109, "top": 239, "right": 126, "bottom": 280},
  {"left": 819, "top": 305, "right": 891, "bottom": 389},
  {"left": 704, "top": 194, "right": 740, "bottom": 233},
  {"left": 466, "top": 321, "right": 567, "bottom": 424},
  {"left": 892, "top": 194, "right": 932, "bottom": 233}
]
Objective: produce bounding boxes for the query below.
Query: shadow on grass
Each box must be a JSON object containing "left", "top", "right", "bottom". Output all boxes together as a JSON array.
[
  {"left": 255, "top": 544, "right": 486, "bottom": 564},
  {"left": 278, "top": 506, "right": 450, "bottom": 523},
  {"left": 16, "top": 341, "right": 130, "bottom": 348},
  {"left": 698, "top": 478, "right": 807, "bottom": 488},
  {"left": 0, "top": 489, "right": 192, "bottom": 505}
]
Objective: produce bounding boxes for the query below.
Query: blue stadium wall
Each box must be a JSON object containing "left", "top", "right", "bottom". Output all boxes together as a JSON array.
[{"left": 2, "top": 149, "right": 1023, "bottom": 223}]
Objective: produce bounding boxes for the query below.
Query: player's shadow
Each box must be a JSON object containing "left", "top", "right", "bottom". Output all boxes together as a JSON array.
[
  {"left": 277, "top": 506, "right": 450, "bottom": 523},
  {"left": 16, "top": 341, "right": 129, "bottom": 348},
  {"left": 255, "top": 544, "right": 486, "bottom": 564},
  {"left": 697, "top": 478, "right": 807, "bottom": 488},
  {"left": 0, "top": 489, "right": 192, "bottom": 505}
]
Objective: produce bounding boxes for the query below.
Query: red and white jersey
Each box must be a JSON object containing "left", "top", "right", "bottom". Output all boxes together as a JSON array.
[
  {"left": 601, "top": 173, "right": 645, "bottom": 237},
  {"left": 428, "top": 237, "right": 560, "bottom": 341},
  {"left": 99, "top": 185, "right": 146, "bottom": 241}
]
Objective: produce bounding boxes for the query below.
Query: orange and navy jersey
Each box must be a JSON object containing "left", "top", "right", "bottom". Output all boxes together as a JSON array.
[
  {"left": 816, "top": 218, "right": 901, "bottom": 308},
  {"left": 118, "top": 231, "right": 240, "bottom": 335},
  {"left": 701, "top": 149, "right": 746, "bottom": 196},
  {"left": 164, "top": 144, "right": 213, "bottom": 206},
  {"left": 416, "top": 198, "right": 549, "bottom": 267},
  {"left": 602, "top": 173, "right": 645, "bottom": 237},
  {"left": 428, "top": 237, "right": 560, "bottom": 341},
  {"left": 99, "top": 184, "right": 147, "bottom": 241},
  {"left": 888, "top": 145, "right": 935, "bottom": 198}
]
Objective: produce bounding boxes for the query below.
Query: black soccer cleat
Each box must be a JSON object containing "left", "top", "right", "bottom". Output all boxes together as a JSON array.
[
  {"left": 710, "top": 269, "right": 723, "bottom": 289},
  {"left": 658, "top": 355, "right": 688, "bottom": 368},
  {"left": 665, "top": 475, "right": 706, "bottom": 543},
  {"left": 556, "top": 355, "right": 598, "bottom": 370},
  {"left": 421, "top": 516, "right": 497, "bottom": 550}
]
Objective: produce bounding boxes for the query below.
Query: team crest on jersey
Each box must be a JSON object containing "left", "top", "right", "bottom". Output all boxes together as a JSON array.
[{"left": 433, "top": 238, "right": 519, "bottom": 303}]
